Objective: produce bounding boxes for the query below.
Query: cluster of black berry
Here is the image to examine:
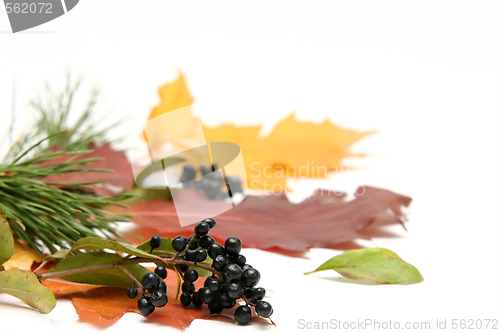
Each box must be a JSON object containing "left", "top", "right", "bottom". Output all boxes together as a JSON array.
[
  {"left": 172, "top": 218, "right": 273, "bottom": 325},
  {"left": 127, "top": 236, "right": 169, "bottom": 316},
  {"left": 179, "top": 164, "right": 243, "bottom": 200}
]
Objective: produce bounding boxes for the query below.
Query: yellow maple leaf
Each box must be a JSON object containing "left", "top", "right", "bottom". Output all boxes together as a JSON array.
[
  {"left": 3, "top": 241, "right": 43, "bottom": 271},
  {"left": 145, "top": 74, "right": 372, "bottom": 191},
  {"left": 148, "top": 73, "right": 193, "bottom": 119},
  {"left": 143, "top": 73, "right": 204, "bottom": 157}
]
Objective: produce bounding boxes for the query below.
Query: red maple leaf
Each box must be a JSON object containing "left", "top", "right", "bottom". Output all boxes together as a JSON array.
[
  {"left": 123, "top": 186, "right": 411, "bottom": 255},
  {"left": 42, "top": 143, "right": 134, "bottom": 195}
]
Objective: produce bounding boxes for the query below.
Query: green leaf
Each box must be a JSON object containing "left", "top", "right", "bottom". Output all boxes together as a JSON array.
[
  {"left": 305, "top": 248, "right": 424, "bottom": 284},
  {"left": 49, "top": 251, "right": 149, "bottom": 287},
  {"left": 0, "top": 215, "right": 14, "bottom": 265},
  {"left": 45, "top": 249, "right": 70, "bottom": 260},
  {"left": 0, "top": 270, "right": 56, "bottom": 314},
  {"left": 136, "top": 238, "right": 212, "bottom": 277},
  {"left": 72, "top": 237, "right": 157, "bottom": 260},
  {"left": 136, "top": 237, "right": 176, "bottom": 255}
]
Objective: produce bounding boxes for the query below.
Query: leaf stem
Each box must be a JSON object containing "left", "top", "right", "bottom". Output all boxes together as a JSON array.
[{"left": 37, "top": 255, "right": 220, "bottom": 282}]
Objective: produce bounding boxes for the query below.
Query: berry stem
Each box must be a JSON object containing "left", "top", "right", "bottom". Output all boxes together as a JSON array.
[
  {"left": 242, "top": 295, "right": 252, "bottom": 306},
  {"left": 37, "top": 255, "right": 221, "bottom": 281},
  {"left": 116, "top": 265, "right": 143, "bottom": 294}
]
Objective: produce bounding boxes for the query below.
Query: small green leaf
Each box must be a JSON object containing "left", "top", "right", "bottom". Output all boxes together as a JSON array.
[
  {"left": 45, "top": 249, "right": 70, "bottom": 260},
  {"left": 0, "top": 215, "right": 14, "bottom": 265},
  {"left": 136, "top": 238, "right": 177, "bottom": 273},
  {"left": 0, "top": 270, "right": 56, "bottom": 314},
  {"left": 49, "top": 251, "right": 149, "bottom": 287},
  {"left": 192, "top": 260, "right": 213, "bottom": 277},
  {"left": 72, "top": 237, "right": 157, "bottom": 260},
  {"left": 137, "top": 237, "right": 176, "bottom": 255},
  {"left": 305, "top": 248, "right": 423, "bottom": 284}
]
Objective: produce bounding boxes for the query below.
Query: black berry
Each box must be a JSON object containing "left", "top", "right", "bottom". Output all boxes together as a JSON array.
[
  {"left": 199, "top": 235, "right": 214, "bottom": 249},
  {"left": 255, "top": 300, "right": 273, "bottom": 318},
  {"left": 192, "top": 291, "right": 203, "bottom": 307},
  {"left": 200, "top": 287, "right": 215, "bottom": 304},
  {"left": 180, "top": 292, "right": 192, "bottom": 306},
  {"left": 227, "top": 176, "right": 243, "bottom": 194},
  {"left": 225, "top": 237, "right": 242, "bottom": 255},
  {"left": 155, "top": 266, "right": 167, "bottom": 279},
  {"left": 127, "top": 287, "right": 138, "bottom": 298},
  {"left": 180, "top": 164, "right": 197, "bottom": 183},
  {"left": 200, "top": 165, "right": 208, "bottom": 176},
  {"left": 137, "top": 297, "right": 155, "bottom": 316},
  {"left": 208, "top": 302, "right": 223, "bottom": 314},
  {"left": 226, "top": 283, "right": 244, "bottom": 299},
  {"left": 241, "top": 268, "right": 260, "bottom": 288},
  {"left": 194, "top": 222, "right": 210, "bottom": 236},
  {"left": 204, "top": 275, "right": 219, "bottom": 286},
  {"left": 172, "top": 235, "right": 188, "bottom": 252},
  {"left": 142, "top": 272, "right": 160, "bottom": 290},
  {"left": 202, "top": 218, "right": 216, "bottom": 228},
  {"left": 206, "top": 278, "right": 221, "bottom": 292},
  {"left": 185, "top": 249, "right": 197, "bottom": 261},
  {"left": 242, "top": 264, "right": 252, "bottom": 271},
  {"left": 193, "top": 249, "right": 207, "bottom": 262},
  {"left": 234, "top": 305, "right": 252, "bottom": 324},
  {"left": 176, "top": 263, "right": 189, "bottom": 273},
  {"left": 150, "top": 235, "right": 161, "bottom": 250},
  {"left": 218, "top": 292, "right": 236, "bottom": 309},
  {"left": 188, "top": 240, "right": 199, "bottom": 250},
  {"left": 207, "top": 243, "right": 225, "bottom": 259},
  {"left": 150, "top": 290, "right": 168, "bottom": 307},
  {"left": 223, "top": 263, "right": 243, "bottom": 283},
  {"left": 213, "top": 254, "right": 229, "bottom": 272},
  {"left": 157, "top": 280, "right": 167, "bottom": 293},
  {"left": 248, "top": 287, "right": 266, "bottom": 303},
  {"left": 232, "top": 254, "right": 246, "bottom": 267},
  {"left": 182, "top": 281, "right": 195, "bottom": 294},
  {"left": 184, "top": 269, "right": 199, "bottom": 283}
]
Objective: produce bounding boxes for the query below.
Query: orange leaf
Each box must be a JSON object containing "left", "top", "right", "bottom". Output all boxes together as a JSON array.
[
  {"left": 145, "top": 74, "right": 373, "bottom": 191},
  {"left": 148, "top": 73, "right": 193, "bottom": 120},
  {"left": 143, "top": 73, "right": 204, "bottom": 156},
  {"left": 203, "top": 113, "right": 374, "bottom": 191},
  {"left": 42, "top": 279, "right": 98, "bottom": 297},
  {"left": 43, "top": 271, "right": 266, "bottom": 328}
]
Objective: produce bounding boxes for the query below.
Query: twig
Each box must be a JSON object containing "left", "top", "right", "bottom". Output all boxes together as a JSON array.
[{"left": 37, "top": 255, "right": 221, "bottom": 282}]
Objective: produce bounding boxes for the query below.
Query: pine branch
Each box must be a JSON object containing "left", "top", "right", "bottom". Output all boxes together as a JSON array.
[
  {"left": 0, "top": 133, "right": 133, "bottom": 254},
  {"left": 0, "top": 75, "right": 134, "bottom": 254}
]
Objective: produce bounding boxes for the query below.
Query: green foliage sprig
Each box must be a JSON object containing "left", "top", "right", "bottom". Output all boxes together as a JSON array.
[{"left": 0, "top": 76, "right": 132, "bottom": 254}]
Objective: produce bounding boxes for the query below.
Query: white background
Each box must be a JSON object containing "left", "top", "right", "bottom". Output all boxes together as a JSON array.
[{"left": 0, "top": 1, "right": 499, "bottom": 333}]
